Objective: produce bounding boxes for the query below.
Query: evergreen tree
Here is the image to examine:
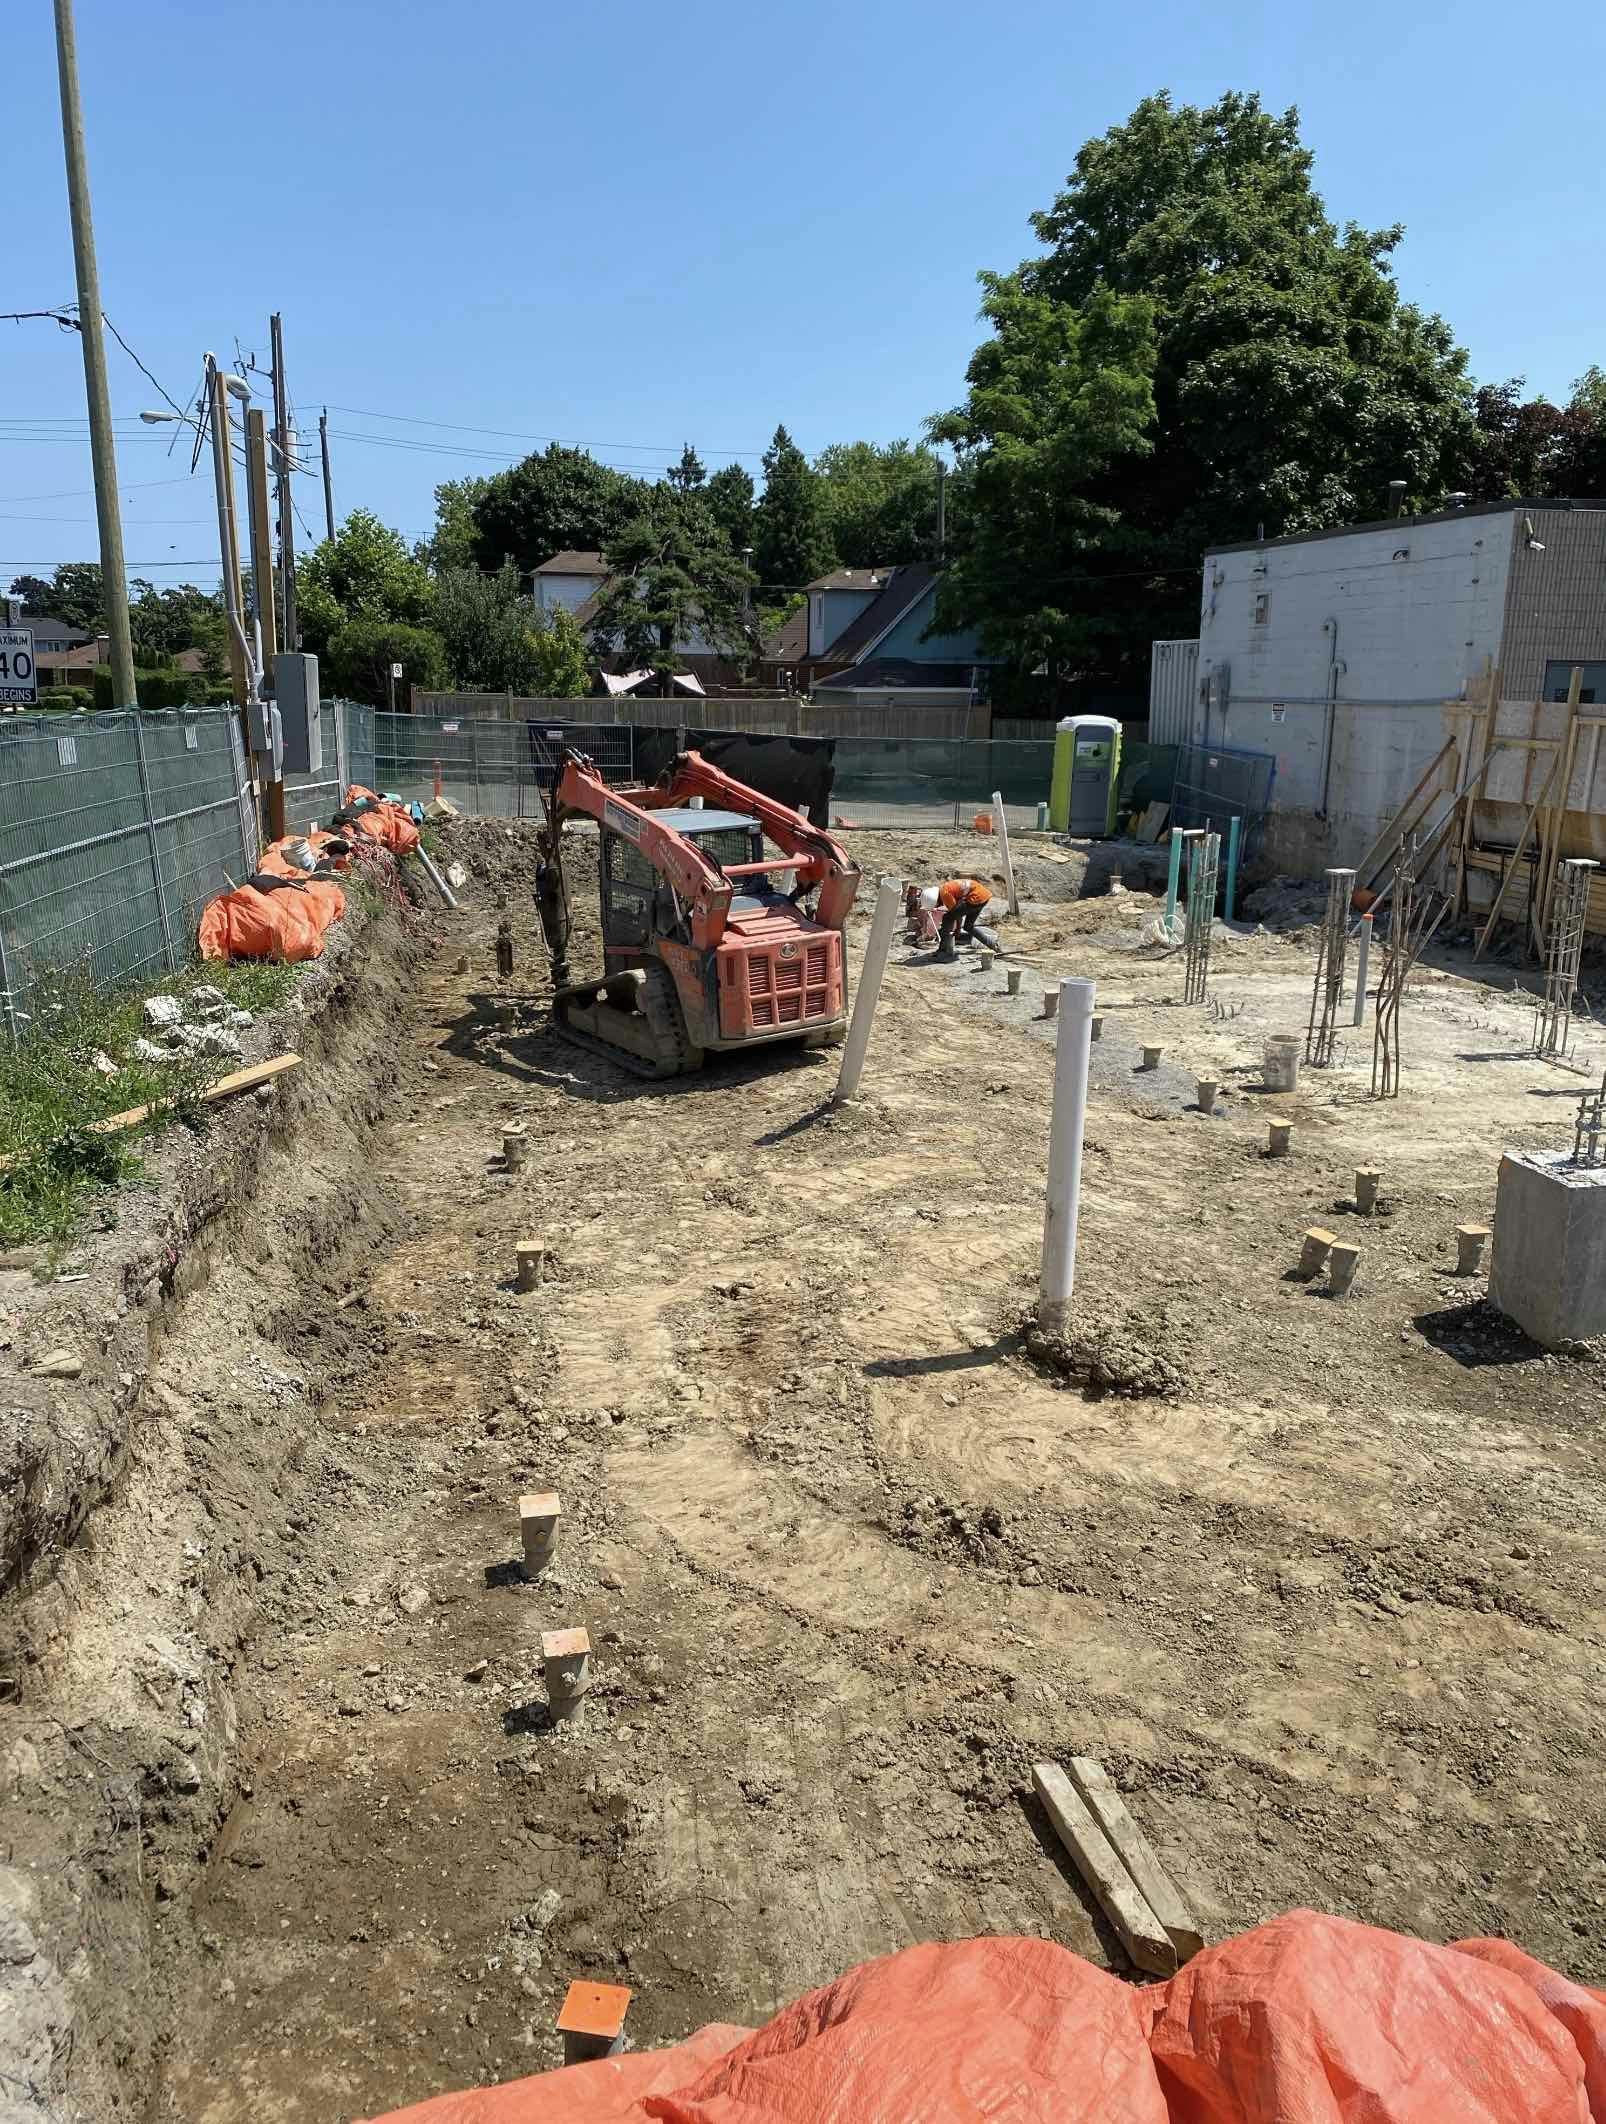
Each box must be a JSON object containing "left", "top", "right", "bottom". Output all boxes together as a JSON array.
[{"left": 752, "top": 425, "right": 835, "bottom": 595}]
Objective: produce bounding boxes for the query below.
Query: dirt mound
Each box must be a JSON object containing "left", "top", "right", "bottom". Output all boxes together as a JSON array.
[{"left": 1021, "top": 1304, "right": 1190, "bottom": 1399}]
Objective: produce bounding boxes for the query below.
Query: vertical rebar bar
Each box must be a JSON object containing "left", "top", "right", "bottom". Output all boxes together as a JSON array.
[
  {"left": 1182, "top": 829, "right": 1220, "bottom": 1005},
  {"left": 1306, "top": 867, "right": 1354, "bottom": 1068},
  {"left": 1534, "top": 859, "right": 1596, "bottom": 1060},
  {"left": 1573, "top": 1070, "right": 1606, "bottom": 1167}
]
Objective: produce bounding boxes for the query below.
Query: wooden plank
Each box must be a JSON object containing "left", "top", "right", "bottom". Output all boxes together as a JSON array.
[
  {"left": 0, "top": 1053, "right": 302, "bottom": 1177},
  {"left": 1352, "top": 736, "right": 1456, "bottom": 893},
  {"left": 1031, "top": 1761, "right": 1175, "bottom": 1976},
  {"left": 86, "top": 1052, "right": 302, "bottom": 1140},
  {"left": 1068, "top": 1757, "right": 1203, "bottom": 1963},
  {"left": 1474, "top": 758, "right": 1559, "bottom": 958}
]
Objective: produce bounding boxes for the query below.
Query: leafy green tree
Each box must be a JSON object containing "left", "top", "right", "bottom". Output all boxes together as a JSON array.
[
  {"left": 1466, "top": 370, "right": 1606, "bottom": 499},
  {"left": 590, "top": 490, "right": 755, "bottom": 693},
  {"left": 528, "top": 606, "right": 592, "bottom": 697},
  {"left": 7, "top": 561, "right": 104, "bottom": 632},
  {"left": 816, "top": 440, "right": 944, "bottom": 565},
  {"left": 937, "top": 91, "right": 1476, "bottom": 681},
  {"left": 298, "top": 507, "right": 436, "bottom": 661},
  {"left": 431, "top": 563, "right": 548, "bottom": 692},
  {"left": 422, "top": 477, "right": 491, "bottom": 571},
  {"left": 667, "top": 443, "right": 706, "bottom": 493},
  {"left": 752, "top": 425, "right": 835, "bottom": 595},
  {"left": 931, "top": 281, "right": 1157, "bottom": 679},
  {"left": 470, "top": 445, "right": 646, "bottom": 574},
  {"left": 324, "top": 617, "right": 448, "bottom": 705},
  {"left": 705, "top": 463, "right": 755, "bottom": 556},
  {"left": 127, "top": 579, "right": 222, "bottom": 665}
]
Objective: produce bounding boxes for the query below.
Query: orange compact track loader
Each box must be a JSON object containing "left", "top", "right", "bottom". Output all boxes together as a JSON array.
[{"left": 535, "top": 749, "right": 862, "bottom": 1078}]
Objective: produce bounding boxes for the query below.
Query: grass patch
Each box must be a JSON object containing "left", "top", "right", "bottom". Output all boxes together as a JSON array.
[{"left": 0, "top": 956, "right": 299, "bottom": 1252}]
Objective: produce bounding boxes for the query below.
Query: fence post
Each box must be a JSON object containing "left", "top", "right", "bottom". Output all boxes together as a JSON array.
[
  {"left": 230, "top": 712, "right": 258, "bottom": 877},
  {"left": 0, "top": 915, "right": 20, "bottom": 1048},
  {"left": 1224, "top": 812, "right": 1242, "bottom": 923},
  {"left": 473, "top": 718, "right": 482, "bottom": 816},
  {"left": 130, "top": 710, "right": 178, "bottom": 971},
  {"left": 333, "top": 697, "right": 348, "bottom": 797}
]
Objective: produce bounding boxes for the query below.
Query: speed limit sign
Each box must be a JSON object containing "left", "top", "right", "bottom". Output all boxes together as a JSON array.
[{"left": 0, "top": 629, "right": 37, "bottom": 708}]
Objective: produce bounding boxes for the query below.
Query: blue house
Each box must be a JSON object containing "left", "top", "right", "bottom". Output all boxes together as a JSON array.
[{"left": 765, "top": 563, "right": 993, "bottom": 706}]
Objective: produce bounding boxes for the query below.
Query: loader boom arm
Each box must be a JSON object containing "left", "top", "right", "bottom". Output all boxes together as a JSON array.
[{"left": 552, "top": 750, "right": 860, "bottom": 945}]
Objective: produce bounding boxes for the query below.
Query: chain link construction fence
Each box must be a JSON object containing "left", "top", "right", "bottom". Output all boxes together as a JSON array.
[
  {"left": 0, "top": 700, "right": 1271, "bottom": 1043},
  {"left": 0, "top": 708, "right": 255, "bottom": 1041}
]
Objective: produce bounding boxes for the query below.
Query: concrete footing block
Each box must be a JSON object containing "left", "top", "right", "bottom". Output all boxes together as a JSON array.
[
  {"left": 1090, "top": 1014, "right": 1104, "bottom": 1042},
  {"left": 558, "top": 1980, "right": 632, "bottom": 2066},
  {"left": 520, "top": 1491, "right": 561, "bottom": 1579},
  {"left": 1140, "top": 1045, "right": 1162, "bottom": 1071},
  {"left": 1354, "top": 1167, "right": 1380, "bottom": 1215},
  {"left": 1298, "top": 1227, "right": 1335, "bottom": 1279},
  {"left": 1196, "top": 1078, "right": 1218, "bottom": 1114},
  {"left": 542, "top": 1627, "right": 592, "bottom": 1723},
  {"left": 1490, "top": 1152, "right": 1606, "bottom": 1347},
  {"left": 503, "top": 1124, "right": 528, "bottom": 1171},
  {"left": 1456, "top": 1222, "right": 1491, "bottom": 1277},
  {"left": 1006, "top": 968, "right": 1023, "bottom": 996},
  {"left": 515, "top": 1238, "right": 545, "bottom": 1292},
  {"left": 1043, "top": 988, "right": 1060, "bottom": 1021},
  {"left": 1327, "top": 1241, "right": 1360, "bottom": 1297},
  {"left": 1267, "top": 1121, "right": 1293, "bottom": 1157}
]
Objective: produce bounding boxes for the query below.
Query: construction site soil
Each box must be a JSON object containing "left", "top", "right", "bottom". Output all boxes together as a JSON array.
[{"left": 5, "top": 818, "right": 1606, "bottom": 2123}]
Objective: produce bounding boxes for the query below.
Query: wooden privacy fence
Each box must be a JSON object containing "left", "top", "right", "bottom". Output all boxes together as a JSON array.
[{"left": 412, "top": 693, "right": 991, "bottom": 743}]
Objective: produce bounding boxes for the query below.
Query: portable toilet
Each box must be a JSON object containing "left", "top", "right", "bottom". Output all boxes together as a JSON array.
[{"left": 1049, "top": 715, "right": 1122, "bottom": 837}]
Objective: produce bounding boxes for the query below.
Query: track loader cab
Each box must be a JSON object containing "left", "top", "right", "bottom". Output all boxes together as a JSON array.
[{"left": 545, "top": 752, "right": 860, "bottom": 1080}]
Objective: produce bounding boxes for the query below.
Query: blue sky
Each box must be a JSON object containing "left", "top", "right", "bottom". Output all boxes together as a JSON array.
[{"left": 4, "top": 0, "right": 1603, "bottom": 590}]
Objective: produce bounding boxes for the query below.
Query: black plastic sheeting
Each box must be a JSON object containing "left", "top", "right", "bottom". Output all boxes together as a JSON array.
[{"left": 632, "top": 729, "right": 837, "bottom": 828}]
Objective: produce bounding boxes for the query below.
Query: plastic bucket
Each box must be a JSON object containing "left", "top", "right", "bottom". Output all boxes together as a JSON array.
[{"left": 1264, "top": 1035, "right": 1301, "bottom": 1092}]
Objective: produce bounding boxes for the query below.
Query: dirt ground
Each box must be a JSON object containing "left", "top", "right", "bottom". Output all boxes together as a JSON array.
[{"left": 7, "top": 817, "right": 1606, "bottom": 2122}]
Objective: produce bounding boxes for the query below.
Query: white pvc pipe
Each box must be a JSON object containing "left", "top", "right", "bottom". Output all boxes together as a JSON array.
[
  {"left": 991, "top": 790, "right": 1019, "bottom": 916},
  {"left": 833, "top": 874, "right": 903, "bottom": 1105},
  {"left": 1037, "top": 976, "right": 1096, "bottom": 1334}
]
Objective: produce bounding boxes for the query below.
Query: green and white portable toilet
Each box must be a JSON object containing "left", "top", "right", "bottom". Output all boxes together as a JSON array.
[{"left": 1049, "top": 714, "right": 1122, "bottom": 837}]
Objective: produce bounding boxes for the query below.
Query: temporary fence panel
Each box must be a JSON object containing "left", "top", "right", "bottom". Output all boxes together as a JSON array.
[
  {"left": 0, "top": 708, "right": 253, "bottom": 1041},
  {"left": 371, "top": 712, "right": 634, "bottom": 818},
  {"left": 1169, "top": 740, "right": 1276, "bottom": 847},
  {"left": 955, "top": 740, "right": 1057, "bottom": 831},
  {"left": 830, "top": 738, "right": 1055, "bottom": 831},
  {"left": 341, "top": 699, "right": 377, "bottom": 793}
]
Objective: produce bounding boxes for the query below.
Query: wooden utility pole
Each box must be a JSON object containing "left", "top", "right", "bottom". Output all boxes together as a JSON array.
[
  {"left": 244, "top": 409, "right": 278, "bottom": 663},
  {"left": 51, "top": 0, "right": 137, "bottom": 706},
  {"left": 209, "top": 362, "right": 250, "bottom": 707},
  {"left": 319, "top": 408, "right": 336, "bottom": 540},
  {"left": 244, "top": 408, "right": 285, "bottom": 839},
  {"left": 270, "top": 312, "right": 297, "bottom": 651}
]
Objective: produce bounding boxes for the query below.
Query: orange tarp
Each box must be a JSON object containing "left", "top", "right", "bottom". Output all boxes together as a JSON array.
[{"left": 361, "top": 1915, "right": 1606, "bottom": 2124}]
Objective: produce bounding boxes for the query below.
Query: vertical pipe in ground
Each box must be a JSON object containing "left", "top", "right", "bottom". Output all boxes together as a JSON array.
[
  {"left": 833, "top": 875, "right": 902, "bottom": 1105},
  {"left": 991, "top": 790, "right": 1019, "bottom": 916},
  {"left": 1038, "top": 977, "right": 1096, "bottom": 1336},
  {"left": 1224, "top": 814, "right": 1242, "bottom": 923}
]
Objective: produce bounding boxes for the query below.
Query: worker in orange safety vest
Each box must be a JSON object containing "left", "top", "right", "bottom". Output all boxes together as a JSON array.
[{"left": 905, "top": 877, "right": 993, "bottom": 961}]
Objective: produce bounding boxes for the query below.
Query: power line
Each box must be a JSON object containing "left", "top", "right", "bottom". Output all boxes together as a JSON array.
[{"left": 320, "top": 400, "right": 768, "bottom": 462}]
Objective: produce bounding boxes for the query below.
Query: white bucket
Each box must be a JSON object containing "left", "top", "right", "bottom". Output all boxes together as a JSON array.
[{"left": 1264, "top": 1035, "right": 1301, "bottom": 1092}]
